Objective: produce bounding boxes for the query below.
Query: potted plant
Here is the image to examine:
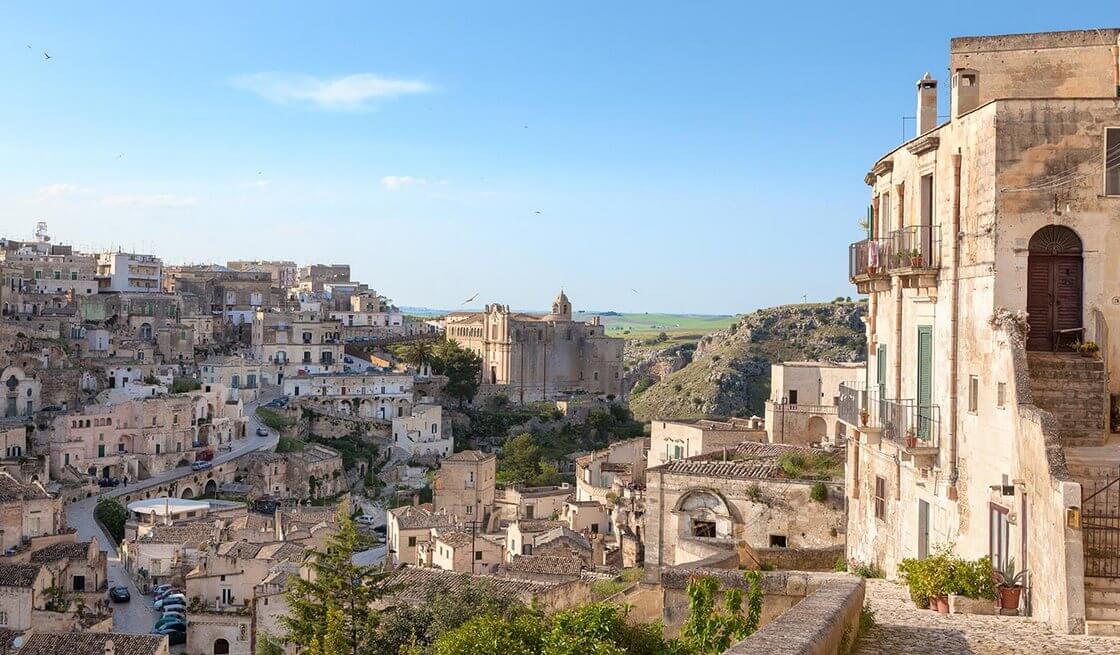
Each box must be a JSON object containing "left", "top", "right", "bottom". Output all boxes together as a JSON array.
[
  {"left": 904, "top": 427, "right": 918, "bottom": 448},
  {"left": 859, "top": 408, "right": 869, "bottom": 426},
  {"left": 1077, "top": 341, "right": 1100, "bottom": 359},
  {"left": 910, "top": 248, "right": 924, "bottom": 267},
  {"left": 993, "top": 559, "right": 1027, "bottom": 611}
]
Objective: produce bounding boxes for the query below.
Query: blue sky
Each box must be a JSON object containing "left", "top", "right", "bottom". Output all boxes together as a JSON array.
[{"left": 1, "top": 2, "right": 1116, "bottom": 314}]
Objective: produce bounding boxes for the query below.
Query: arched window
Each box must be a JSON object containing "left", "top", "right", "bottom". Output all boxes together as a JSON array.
[{"left": 214, "top": 639, "right": 230, "bottom": 655}]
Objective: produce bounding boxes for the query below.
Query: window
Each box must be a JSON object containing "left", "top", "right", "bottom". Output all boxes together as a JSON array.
[
  {"left": 692, "top": 520, "right": 716, "bottom": 538},
  {"left": 968, "top": 376, "right": 979, "bottom": 413},
  {"left": 475, "top": 551, "right": 483, "bottom": 561},
  {"left": 997, "top": 382, "right": 1007, "bottom": 408},
  {"left": 408, "top": 536, "right": 417, "bottom": 547},
  {"left": 0, "top": 610, "right": 7, "bottom": 626},
  {"left": 73, "top": 575, "right": 85, "bottom": 591},
  {"left": 769, "top": 534, "right": 787, "bottom": 548},
  {"left": 788, "top": 390, "right": 798, "bottom": 405},
  {"left": 874, "top": 476, "right": 887, "bottom": 520},
  {"left": 1106, "top": 128, "right": 1120, "bottom": 196},
  {"left": 522, "top": 544, "right": 533, "bottom": 555}
]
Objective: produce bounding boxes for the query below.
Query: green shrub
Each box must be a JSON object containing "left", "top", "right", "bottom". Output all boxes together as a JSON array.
[
  {"left": 255, "top": 407, "right": 294, "bottom": 431},
  {"left": 898, "top": 547, "right": 993, "bottom": 603},
  {"left": 95, "top": 498, "right": 128, "bottom": 543},
  {"left": 745, "top": 483, "right": 762, "bottom": 502},
  {"left": 809, "top": 481, "right": 829, "bottom": 503},
  {"left": 848, "top": 561, "right": 884, "bottom": 579}
]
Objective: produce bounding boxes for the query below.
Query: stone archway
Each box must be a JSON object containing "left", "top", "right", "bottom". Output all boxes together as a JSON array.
[
  {"left": 181, "top": 487, "right": 195, "bottom": 499},
  {"left": 214, "top": 639, "right": 230, "bottom": 655},
  {"left": 204, "top": 479, "right": 218, "bottom": 496},
  {"left": 807, "top": 416, "right": 828, "bottom": 442}
]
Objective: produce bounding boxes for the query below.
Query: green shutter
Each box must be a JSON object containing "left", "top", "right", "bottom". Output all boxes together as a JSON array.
[
  {"left": 867, "top": 204, "right": 874, "bottom": 240},
  {"left": 917, "top": 326, "right": 933, "bottom": 440},
  {"left": 876, "top": 344, "right": 887, "bottom": 400}
]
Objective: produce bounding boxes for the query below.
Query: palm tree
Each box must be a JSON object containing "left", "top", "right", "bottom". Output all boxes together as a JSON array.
[{"left": 400, "top": 340, "right": 433, "bottom": 370}]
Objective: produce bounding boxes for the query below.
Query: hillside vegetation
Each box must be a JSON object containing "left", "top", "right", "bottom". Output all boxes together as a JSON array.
[{"left": 629, "top": 301, "right": 866, "bottom": 420}]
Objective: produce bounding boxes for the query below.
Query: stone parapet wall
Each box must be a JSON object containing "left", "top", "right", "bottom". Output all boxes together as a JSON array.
[{"left": 722, "top": 575, "right": 865, "bottom": 655}]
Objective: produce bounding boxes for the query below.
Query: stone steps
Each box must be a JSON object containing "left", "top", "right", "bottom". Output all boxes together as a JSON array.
[
  {"left": 1026, "top": 353, "right": 1108, "bottom": 448},
  {"left": 1085, "top": 619, "right": 1120, "bottom": 637}
]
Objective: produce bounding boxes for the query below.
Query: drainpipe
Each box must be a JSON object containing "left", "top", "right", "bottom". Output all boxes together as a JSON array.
[
  {"left": 947, "top": 152, "right": 962, "bottom": 501},
  {"left": 894, "top": 283, "right": 903, "bottom": 401}
]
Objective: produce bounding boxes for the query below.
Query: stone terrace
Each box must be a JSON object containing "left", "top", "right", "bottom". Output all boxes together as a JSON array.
[{"left": 857, "top": 579, "right": 1119, "bottom": 655}]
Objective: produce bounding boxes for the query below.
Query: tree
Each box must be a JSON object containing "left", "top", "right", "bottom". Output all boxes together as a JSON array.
[
  {"left": 401, "top": 340, "right": 435, "bottom": 369},
  {"left": 433, "top": 614, "right": 544, "bottom": 655},
  {"left": 678, "top": 572, "right": 763, "bottom": 654},
  {"left": 255, "top": 633, "right": 285, "bottom": 655},
  {"left": 283, "top": 511, "right": 393, "bottom": 655},
  {"left": 95, "top": 498, "right": 128, "bottom": 543},
  {"left": 432, "top": 340, "right": 482, "bottom": 407},
  {"left": 497, "top": 433, "right": 543, "bottom": 484}
]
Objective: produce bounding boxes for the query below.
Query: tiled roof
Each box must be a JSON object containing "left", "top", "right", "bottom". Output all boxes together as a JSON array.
[
  {"left": 30, "top": 541, "right": 90, "bottom": 563},
  {"left": 435, "top": 530, "right": 473, "bottom": 549},
  {"left": 537, "top": 526, "right": 591, "bottom": 552},
  {"left": 0, "top": 562, "right": 42, "bottom": 587},
  {"left": 0, "top": 472, "right": 51, "bottom": 501},
  {"left": 140, "top": 523, "right": 217, "bottom": 546},
  {"left": 19, "top": 632, "right": 166, "bottom": 655},
  {"left": 652, "top": 441, "right": 835, "bottom": 480},
  {"left": 516, "top": 519, "right": 564, "bottom": 533},
  {"left": 507, "top": 555, "right": 583, "bottom": 576},
  {"left": 385, "top": 566, "right": 560, "bottom": 604},
  {"left": 443, "top": 450, "right": 494, "bottom": 462},
  {"left": 389, "top": 505, "right": 451, "bottom": 530}
]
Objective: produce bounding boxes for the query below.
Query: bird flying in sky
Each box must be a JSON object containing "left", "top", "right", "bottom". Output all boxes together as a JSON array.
[
  {"left": 43, "top": 52, "right": 51, "bottom": 60},
  {"left": 462, "top": 292, "right": 479, "bottom": 305}
]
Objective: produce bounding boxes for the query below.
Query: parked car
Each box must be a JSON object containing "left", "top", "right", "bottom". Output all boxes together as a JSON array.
[
  {"left": 256, "top": 427, "right": 269, "bottom": 436},
  {"left": 108, "top": 585, "right": 130, "bottom": 602},
  {"left": 196, "top": 448, "right": 214, "bottom": 461},
  {"left": 154, "top": 587, "right": 181, "bottom": 600},
  {"left": 154, "top": 593, "right": 186, "bottom": 609},
  {"left": 152, "top": 627, "right": 186, "bottom": 646},
  {"left": 155, "top": 615, "right": 186, "bottom": 629},
  {"left": 151, "top": 584, "right": 174, "bottom": 595},
  {"left": 355, "top": 514, "right": 378, "bottom": 526},
  {"left": 190, "top": 460, "right": 212, "bottom": 471},
  {"left": 160, "top": 610, "right": 186, "bottom": 622}
]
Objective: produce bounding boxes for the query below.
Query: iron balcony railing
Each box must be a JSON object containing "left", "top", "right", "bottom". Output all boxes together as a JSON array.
[
  {"left": 848, "top": 225, "right": 941, "bottom": 281},
  {"left": 838, "top": 382, "right": 940, "bottom": 448}
]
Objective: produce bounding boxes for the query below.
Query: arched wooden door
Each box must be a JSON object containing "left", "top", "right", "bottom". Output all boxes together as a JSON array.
[{"left": 1026, "top": 225, "right": 1083, "bottom": 351}]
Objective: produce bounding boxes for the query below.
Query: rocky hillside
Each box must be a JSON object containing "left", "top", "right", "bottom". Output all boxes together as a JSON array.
[{"left": 629, "top": 301, "right": 866, "bottom": 420}]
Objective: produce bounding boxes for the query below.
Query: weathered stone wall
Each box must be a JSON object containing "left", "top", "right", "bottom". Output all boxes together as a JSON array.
[
  {"left": 757, "top": 545, "right": 845, "bottom": 572},
  {"left": 722, "top": 575, "right": 865, "bottom": 655}
]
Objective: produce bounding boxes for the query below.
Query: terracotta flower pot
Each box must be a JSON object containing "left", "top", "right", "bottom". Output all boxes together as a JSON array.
[
  {"left": 998, "top": 585, "right": 1022, "bottom": 610},
  {"left": 934, "top": 595, "right": 949, "bottom": 614},
  {"left": 905, "top": 435, "right": 917, "bottom": 448}
]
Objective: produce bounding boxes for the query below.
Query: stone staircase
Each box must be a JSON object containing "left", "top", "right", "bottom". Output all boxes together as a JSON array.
[
  {"left": 1028, "top": 352, "right": 1117, "bottom": 636},
  {"left": 1026, "top": 353, "right": 1108, "bottom": 447}
]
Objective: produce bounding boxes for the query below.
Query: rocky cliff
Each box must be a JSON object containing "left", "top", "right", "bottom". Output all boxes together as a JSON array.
[{"left": 628, "top": 301, "right": 866, "bottom": 420}]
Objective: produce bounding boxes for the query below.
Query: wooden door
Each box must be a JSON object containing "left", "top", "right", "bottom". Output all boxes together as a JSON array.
[{"left": 1026, "top": 226, "right": 1083, "bottom": 351}]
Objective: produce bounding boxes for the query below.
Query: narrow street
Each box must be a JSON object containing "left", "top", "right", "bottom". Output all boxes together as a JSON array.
[{"left": 65, "top": 393, "right": 280, "bottom": 634}]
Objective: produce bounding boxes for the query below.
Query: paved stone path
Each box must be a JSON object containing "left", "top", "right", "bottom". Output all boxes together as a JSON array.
[{"left": 856, "top": 579, "right": 1119, "bottom": 655}]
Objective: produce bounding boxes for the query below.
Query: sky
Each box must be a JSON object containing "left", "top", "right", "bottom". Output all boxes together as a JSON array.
[{"left": 1, "top": 2, "right": 1117, "bottom": 315}]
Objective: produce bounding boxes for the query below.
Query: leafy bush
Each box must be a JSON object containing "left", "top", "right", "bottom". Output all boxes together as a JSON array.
[
  {"left": 590, "top": 578, "right": 628, "bottom": 599},
  {"left": 846, "top": 560, "right": 883, "bottom": 579},
  {"left": 631, "top": 379, "right": 654, "bottom": 395},
  {"left": 256, "top": 407, "right": 294, "bottom": 431},
  {"left": 809, "top": 481, "right": 829, "bottom": 503},
  {"left": 171, "top": 377, "right": 201, "bottom": 393},
  {"left": 898, "top": 548, "right": 994, "bottom": 604},
  {"left": 276, "top": 436, "right": 305, "bottom": 453},
  {"left": 95, "top": 498, "right": 128, "bottom": 543}
]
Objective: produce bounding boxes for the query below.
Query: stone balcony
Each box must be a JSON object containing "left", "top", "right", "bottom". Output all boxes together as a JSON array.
[{"left": 849, "top": 225, "right": 940, "bottom": 294}]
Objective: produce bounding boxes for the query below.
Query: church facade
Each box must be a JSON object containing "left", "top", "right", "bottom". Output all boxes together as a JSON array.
[{"left": 444, "top": 292, "right": 624, "bottom": 403}]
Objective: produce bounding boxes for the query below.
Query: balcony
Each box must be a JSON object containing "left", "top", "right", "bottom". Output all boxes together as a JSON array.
[
  {"left": 838, "top": 382, "right": 940, "bottom": 461},
  {"left": 849, "top": 225, "right": 940, "bottom": 293}
]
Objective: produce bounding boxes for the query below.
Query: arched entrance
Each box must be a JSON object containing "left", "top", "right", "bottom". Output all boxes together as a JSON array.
[
  {"left": 204, "top": 479, "right": 218, "bottom": 496},
  {"left": 181, "top": 487, "right": 195, "bottom": 499},
  {"left": 806, "top": 416, "right": 828, "bottom": 443},
  {"left": 1026, "top": 225, "right": 1083, "bottom": 351},
  {"left": 214, "top": 639, "right": 230, "bottom": 655}
]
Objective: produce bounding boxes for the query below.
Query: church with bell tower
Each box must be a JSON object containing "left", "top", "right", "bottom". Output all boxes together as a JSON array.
[{"left": 443, "top": 290, "right": 624, "bottom": 403}]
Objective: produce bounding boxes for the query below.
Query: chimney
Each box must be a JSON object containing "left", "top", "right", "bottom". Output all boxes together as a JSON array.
[
  {"left": 412, "top": 493, "right": 420, "bottom": 507},
  {"left": 916, "top": 73, "right": 938, "bottom": 135},
  {"left": 104, "top": 639, "right": 115, "bottom": 655},
  {"left": 951, "top": 68, "right": 980, "bottom": 119}
]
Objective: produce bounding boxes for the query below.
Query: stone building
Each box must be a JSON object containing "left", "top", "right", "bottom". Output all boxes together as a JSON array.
[
  {"left": 765, "top": 362, "right": 866, "bottom": 446},
  {"left": 95, "top": 251, "right": 163, "bottom": 293},
  {"left": 251, "top": 310, "right": 343, "bottom": 383},
  {"left": 842, "top": 28, "right": 1120, "bottom": 634},
  {"left": 200, "top": 355, "right": 263, "bottom": 403},
  {"left": 283, "top": 372, "right": 412, "bottom": 419},
  {"left": 444, "top": 291, "right": 624, "bottom": 402},
  {"left": 165, "top": 265, "right": 275, "bottom": 325},
  {"left": 648, "top": 418, "right": 766, "bottom": 469},
  {"left": 432, "top": 450, "right": 496, "bottom": 524},
  {"left": 391, "top": 403, "right": 450, "bottom": 458},
  {"left": 0, "top": 472, "right": 62, "bottom": 552},
  {"left": 574, "top": 437, "right": 647, "bottom": 505},
  {"left": 297, "top": 264, "right": 350, "bottom": 293},
  {"left": 0, "top": 240, "right": 98, "bottom": 312},
  {"left": 1, "top": 365, "right": 40, "bottom": 419},
  {"left": 238, "top": 444, "right": 345, "bottom": 501},
  {"left": 494, "top": 484, "right": 573, "bottom": 522},
  {"left": 644, "top": 441, "right": 845, "bottom": 571},
  {"left": 0, "top": 562, "right": 53, "bottom": 631},
  {"left": 227, "top": 259, "right": 297, "bottom": 289},
  {"left": 386, "top": 504, "right": 451, "bottom": 566}
]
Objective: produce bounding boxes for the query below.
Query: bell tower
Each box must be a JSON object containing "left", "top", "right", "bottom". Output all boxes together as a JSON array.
[{"left": 551, "top": 290, "right": 572, "bottom": 321}]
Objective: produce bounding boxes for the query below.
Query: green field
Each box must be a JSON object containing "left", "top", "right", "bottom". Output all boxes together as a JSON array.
[{"left": 578, "top": 311, "right": 737, "bottom": 340}]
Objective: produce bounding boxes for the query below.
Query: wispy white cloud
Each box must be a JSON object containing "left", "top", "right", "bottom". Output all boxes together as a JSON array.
[
  {"left": 232, "top": 72, "right": 431, "bottom": 111},
  {"left": 381, "top": 175, "right": 426, "bottom": 191},
  {"left": 102, "top": 194, "right": 198, "bottom": 208},
  {"left": 38, "top": 183, "right": 80, "bottom": 198}
]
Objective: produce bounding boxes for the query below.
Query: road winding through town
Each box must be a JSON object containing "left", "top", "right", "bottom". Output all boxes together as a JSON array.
[{"left": 64, "top": 394, "right": 280, "bottom": 634}]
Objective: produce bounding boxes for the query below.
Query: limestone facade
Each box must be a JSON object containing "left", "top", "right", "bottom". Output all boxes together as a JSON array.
[
  {"left": 765, "top": 362, "right": 866, "bottom": 446},
  {"left": 251, "top": 310, "right": 343, "bottom": 383},
  {"left": 432, "top": 450, "right": 495, "bottom": 524},
  {"left": 843, "top": 28, "right": 1120, "bottom": 634},
  {"left": 648, "top": 418, "right": 765, "bottom": 469},
  {"left": 391, "top": 403, "right": 450, "bottom": 458},
  {"left": 444, "top": 292, "right": 624, "bottom": 402}
]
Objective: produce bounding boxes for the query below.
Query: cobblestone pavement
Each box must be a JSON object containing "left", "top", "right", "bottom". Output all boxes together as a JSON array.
[{"left": 856, "top": 579, "right": 1120, "bottom": 655}]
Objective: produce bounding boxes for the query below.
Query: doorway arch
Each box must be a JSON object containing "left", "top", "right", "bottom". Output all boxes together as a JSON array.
[
  {"left": 1026, "top": 225, "right": 1083, "bottom": 351},
  {"left": 214, "top": 639, "right": 230, "bottom": 655}
]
